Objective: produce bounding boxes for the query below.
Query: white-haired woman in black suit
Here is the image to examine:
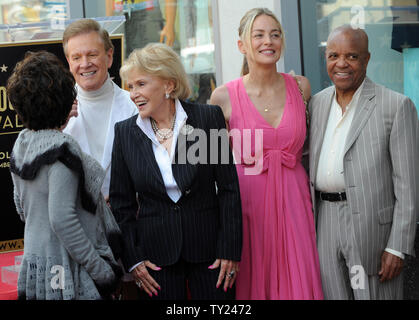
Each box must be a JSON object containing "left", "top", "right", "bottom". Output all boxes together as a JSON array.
[{"left": 109, "top": 43, "right": 242, "bottom": 300}]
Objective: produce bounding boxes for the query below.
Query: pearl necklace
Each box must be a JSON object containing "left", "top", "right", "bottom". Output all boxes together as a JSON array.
[{"left": 150, "top": 111, "right": 176, "bottom": 142}]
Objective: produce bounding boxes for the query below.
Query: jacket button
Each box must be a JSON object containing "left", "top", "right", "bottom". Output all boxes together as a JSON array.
[
  {"left": 185, "top": 189, "right": 191, "bottom": 195},
  {"left": 173, "top": 205, "right": 180, "bottom": 211}
]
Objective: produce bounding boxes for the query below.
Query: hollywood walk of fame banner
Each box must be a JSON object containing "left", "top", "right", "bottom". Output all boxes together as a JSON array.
[{"left": 0, "top": 36, "right": 123, "bottom": 252}]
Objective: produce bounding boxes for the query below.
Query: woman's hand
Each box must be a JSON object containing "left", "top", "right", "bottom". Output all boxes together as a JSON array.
[
  {"left": 209, "top": 259, "right": 240, "bottom": 292},
  {"left": 131, "top": 260, "right": 161, "bottom": 297}
]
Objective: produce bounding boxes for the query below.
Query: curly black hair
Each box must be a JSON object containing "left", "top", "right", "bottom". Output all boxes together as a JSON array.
[{"left": 6, "top": 51, "right": 76, "bottom": 130}]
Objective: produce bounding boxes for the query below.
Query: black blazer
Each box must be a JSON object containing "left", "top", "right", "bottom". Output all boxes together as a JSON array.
[{"left": 109, "top": 100, "right": 242, "bottom": 271}]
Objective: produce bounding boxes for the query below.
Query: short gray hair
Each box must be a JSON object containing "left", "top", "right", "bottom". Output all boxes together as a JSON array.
[{"left": 120, "top": 43, "right": 191, "bottom": 100}]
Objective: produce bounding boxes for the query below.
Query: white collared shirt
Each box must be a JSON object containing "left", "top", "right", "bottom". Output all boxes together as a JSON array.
[
  {"left": 315, "top": 80, "right": 365, "bottom": 192},
  {"left": 136, "top": 99, "right": 187, "bottom": 203}
]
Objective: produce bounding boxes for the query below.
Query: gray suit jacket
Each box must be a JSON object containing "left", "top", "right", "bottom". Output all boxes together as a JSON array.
[{"left": 309, "top": 77, "right": 419, "bottom": 275}]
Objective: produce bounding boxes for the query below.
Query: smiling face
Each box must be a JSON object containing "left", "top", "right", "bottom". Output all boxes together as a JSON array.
[
  {"left": 66, "top": 31, "right": 113, "bottom": 92},
  {"left": 239, "top": 14, "right": 283, "bottom": 66},
  {"left": 326, "top": 28, "right": 370, "bottom": 96},
  {"left": 127, "top": 68, "right": 174, "bottom": 119}
]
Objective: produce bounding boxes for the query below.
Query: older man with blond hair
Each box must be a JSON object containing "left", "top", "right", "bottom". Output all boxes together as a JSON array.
[{"left": 62, "top": 19, "right": 137, "bottom": 200}]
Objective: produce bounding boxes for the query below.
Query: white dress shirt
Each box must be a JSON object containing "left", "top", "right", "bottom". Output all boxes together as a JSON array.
[
  {"left": 130, "top": 99, "right": 187, "bottom": 272},
  {"left": 315, "top": 80, "right": 404, "bottom": 259},
  {"left": 136, "top": 99, "right": 187, "bottom": 202},
  {"left": 315, "top": 80, "right": 364, "bottom": 192}
]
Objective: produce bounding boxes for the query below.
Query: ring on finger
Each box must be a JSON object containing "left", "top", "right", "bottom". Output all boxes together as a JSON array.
[
  {"left": 226, "top": 270, "right": 235, "bottom": 278},
  {"left": 136, "top": 280, "right": 143, "bottom": 288}
]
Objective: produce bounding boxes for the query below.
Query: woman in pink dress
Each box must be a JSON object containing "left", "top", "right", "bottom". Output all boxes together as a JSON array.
[{"left": 210, "top": 8, "right": 323, "bottom": 300}]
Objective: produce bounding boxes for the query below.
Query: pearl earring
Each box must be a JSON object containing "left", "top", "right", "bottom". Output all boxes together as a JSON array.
[{"left": 165, "top": 92, "right": 170, "bottom": 99}]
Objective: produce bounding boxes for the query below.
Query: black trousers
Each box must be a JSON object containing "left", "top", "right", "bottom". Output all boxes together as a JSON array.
[{"left": 137, "top": 258, "right": 235, "bottom": 300}]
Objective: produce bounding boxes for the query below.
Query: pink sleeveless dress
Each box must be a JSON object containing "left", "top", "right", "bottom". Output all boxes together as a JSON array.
[{"left": 227, "top": 73, "right": 323, "bottom": 300}]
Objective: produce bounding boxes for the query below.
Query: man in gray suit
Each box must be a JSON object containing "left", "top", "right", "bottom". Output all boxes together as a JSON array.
[{"left": 309, "top": 25, "right": 419, "bottom": 300}]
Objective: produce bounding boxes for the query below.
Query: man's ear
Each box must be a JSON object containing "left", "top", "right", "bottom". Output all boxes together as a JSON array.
[
  {"left": 65, "top": 55, "right": 74, "bottom": 73},
  {"left": 106, "top": 48, "right": 114, "bottom": 69},
  {"left": 365, "top": 52, "right": 371, "bottom": 65}
]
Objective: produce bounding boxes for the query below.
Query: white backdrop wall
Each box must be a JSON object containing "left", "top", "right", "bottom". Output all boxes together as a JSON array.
[{"left": 212, "top": 0, "right": 284, "bottom": 85}]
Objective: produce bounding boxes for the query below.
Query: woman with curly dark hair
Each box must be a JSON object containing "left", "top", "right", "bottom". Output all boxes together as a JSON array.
[{"left": 8, "top": 51, "right": 122, "bottom": 300}]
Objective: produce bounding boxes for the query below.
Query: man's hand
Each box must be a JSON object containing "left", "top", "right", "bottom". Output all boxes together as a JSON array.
[
  {"left": 61, "top": 99, "right": 78, "bottom": 131},
  {"left": 104, "top": 196, "right": 110, "bottom": 208},
  {"left": 378, "top": 251, "right": 404, "bottom": 282},
  {"left": 68, "top": 99, "right": 78, "bottom": 119}
]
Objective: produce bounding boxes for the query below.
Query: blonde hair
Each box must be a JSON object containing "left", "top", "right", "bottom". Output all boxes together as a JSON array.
[
  {"left": 239, "top": 8, "right": 286, "bottom": 76},
  {"left": 120, "top": 43, "right": 191, "bottom": 100},
  {"left": 63, "top": 19, "right": 114, "bottom": 56}
]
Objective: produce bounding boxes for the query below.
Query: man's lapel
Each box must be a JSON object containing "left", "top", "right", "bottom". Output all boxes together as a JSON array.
[
  {"left": 101, "top": 86, "right": 119, "bottom": 173},
  {"left": 101, "top": 82, "right": 134, "bottom": 173},
  {"left": 63, "top": 108, "right": 92, "bottom": 156},
  {"left": 311, "top": 87, "right": 334, "bottom": 183},
  {"left": 344, "top": 77, "right": 377, "bottom": 155}
]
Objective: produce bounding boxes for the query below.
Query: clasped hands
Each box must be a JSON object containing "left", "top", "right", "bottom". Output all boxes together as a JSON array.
[{"left": 131, "top": 259, "right": 239, "bottom": 297}]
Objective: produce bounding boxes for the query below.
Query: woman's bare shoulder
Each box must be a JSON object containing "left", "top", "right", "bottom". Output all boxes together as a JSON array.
[
  {"left": 210, "top": 85, "right": 232, "bottom": 122},
  {"left": 210, "top": 85, "right": 229, "bottom": 105}
]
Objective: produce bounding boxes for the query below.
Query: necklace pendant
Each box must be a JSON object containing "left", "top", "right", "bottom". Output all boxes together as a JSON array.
[{"left": 264, "top": 108, "right": 269, "bottom": 112}]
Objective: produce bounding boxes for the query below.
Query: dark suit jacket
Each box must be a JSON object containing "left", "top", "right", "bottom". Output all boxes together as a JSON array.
[{"left": 109, "top": 100, "right": 242, "bottom": 271}]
